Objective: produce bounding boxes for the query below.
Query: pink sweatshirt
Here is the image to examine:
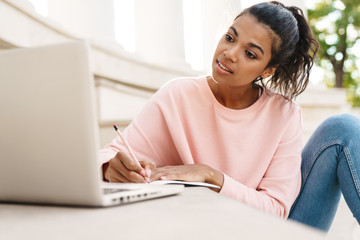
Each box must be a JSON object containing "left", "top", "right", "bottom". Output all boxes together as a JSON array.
[{"left": 98, "top": 76, "right": 302, "bottom": 218}]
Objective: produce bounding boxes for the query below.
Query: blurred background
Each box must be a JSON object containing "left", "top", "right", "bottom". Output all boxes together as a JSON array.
[{"left": 0, "top": 0, "right": 359, "bottom": 239}]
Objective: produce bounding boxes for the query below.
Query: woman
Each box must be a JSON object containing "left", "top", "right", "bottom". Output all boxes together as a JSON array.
[{"left": 99, "top": 1, "right": 360, "bottom": 232}]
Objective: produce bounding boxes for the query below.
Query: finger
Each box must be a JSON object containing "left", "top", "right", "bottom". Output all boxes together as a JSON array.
[
  {"left": 150, "top": 173, "right": 177, "bottom": 182},
  {"left": 140, "top": 160, "right": 156, "bottom": 178},
  {"left": 116, "top": 152, "right": 145, "bottom": 176},
  {"left": 107, "top": 167, "right": 129, "bottom": 183},
  {"left": 150, "top": 167, "right": 188, "bottom": 182},
  {"left": 144, "top": 165, "right": 152, "bottom": 180},
  {"left": 107, "top": 158, "right": 130, "bottom": 182},
  {"left": 114, "top": 161, "right": 147, "bottom": 183},
  {"left": 140, "top": 160, "right": 156, "bottom": 170},
  {"left": 150, "top": 169, "right": 171, "bottom": 181},
  {"left": 107, "top": 165, "right": 131, "bottom": 183},
  {"left": 110, "top": 152, "right": 146, "bottom": 182},
  {"left": 150, "top": 175, "right": 167, "bottom": 181}
]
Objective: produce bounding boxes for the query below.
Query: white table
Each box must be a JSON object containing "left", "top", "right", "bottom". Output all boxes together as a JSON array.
[{"left": 0, "top": 187, "right": 325, "bottom": 240}]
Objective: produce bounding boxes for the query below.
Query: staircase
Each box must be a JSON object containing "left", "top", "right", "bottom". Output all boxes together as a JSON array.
[
  {"left": 0, "top": 0, "right": 199, "bottom": 147},
  {"left": 296, "top": 85, "right": 351, "bottom": 143}
]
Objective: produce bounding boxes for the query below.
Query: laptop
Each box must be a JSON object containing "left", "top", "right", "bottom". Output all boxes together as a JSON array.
[{"left": 0, "top": 41, "right": 183, "bottom": 207}]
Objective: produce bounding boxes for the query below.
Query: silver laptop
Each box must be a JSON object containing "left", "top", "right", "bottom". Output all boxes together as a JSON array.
[{"left": 0, "top": 41, "right": 183, "bottom": 207}]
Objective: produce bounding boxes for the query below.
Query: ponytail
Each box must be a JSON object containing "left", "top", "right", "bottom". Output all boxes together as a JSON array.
[{"left": 237, "top": 1, "right": 319, "bottom": 99}]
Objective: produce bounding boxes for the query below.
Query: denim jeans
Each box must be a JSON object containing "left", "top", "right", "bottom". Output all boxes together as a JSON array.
[{"left": 288, "top": 114, "right": 360, "bottom": 232}]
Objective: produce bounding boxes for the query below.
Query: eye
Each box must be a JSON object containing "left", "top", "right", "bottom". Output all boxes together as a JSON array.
[
  {"left": 245, "top": 50, "right": 257, "bottom": 59},
  {"left": 225, "top": 33, "right": 234, "bottom": 42}
]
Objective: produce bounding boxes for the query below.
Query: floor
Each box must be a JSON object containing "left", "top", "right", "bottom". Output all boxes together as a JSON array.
[{"left": 327, "top": 196, "right": 359, "bottom": 239}]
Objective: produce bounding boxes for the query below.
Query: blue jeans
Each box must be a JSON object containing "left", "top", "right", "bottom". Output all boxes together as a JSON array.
[{"left": 288, "top": 114, "right": 360, "bottom": 232}]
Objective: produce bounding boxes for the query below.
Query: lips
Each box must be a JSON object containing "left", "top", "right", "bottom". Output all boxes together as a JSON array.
[{"left": 216, "top": 60, "right": 233, "bottom": 74}]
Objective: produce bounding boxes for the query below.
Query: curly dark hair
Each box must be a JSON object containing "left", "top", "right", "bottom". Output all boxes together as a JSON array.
[{"left": 235, "top": 1, "right": 319, "bottom": 100}]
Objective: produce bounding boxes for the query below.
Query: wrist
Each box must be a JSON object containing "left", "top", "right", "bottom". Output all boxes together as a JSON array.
[{"left": 204, "top": 165, "right": 224, "bottom": 192}]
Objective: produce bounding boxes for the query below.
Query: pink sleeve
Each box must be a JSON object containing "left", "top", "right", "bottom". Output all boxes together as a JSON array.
[
  {"left": 98, "top": 84, "right": 180, "bottom": 167},
  {"left": 219, "top": 109, "right": 302, "bottom": 218}
]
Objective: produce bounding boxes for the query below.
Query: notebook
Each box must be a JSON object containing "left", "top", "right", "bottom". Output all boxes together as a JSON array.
[
  {"left": 0, "top": 41, "right": 183, "bottom": 207},
  {"left": 151, "top": 180, "right": 220, "bottom": 189}
]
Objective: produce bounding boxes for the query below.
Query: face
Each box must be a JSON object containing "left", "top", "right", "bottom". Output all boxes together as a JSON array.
[{"left": 211, "top": 14, "right": 275, "bottom": 88}]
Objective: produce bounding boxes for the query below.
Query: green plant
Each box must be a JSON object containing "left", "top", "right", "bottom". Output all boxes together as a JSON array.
[{"left": 308, "top": 0, "right": 360, "bottom": 107}]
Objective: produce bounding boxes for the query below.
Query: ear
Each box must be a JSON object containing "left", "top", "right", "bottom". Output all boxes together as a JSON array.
[{"left": 261, "top": 67, "right": 277, "bottom": 79}]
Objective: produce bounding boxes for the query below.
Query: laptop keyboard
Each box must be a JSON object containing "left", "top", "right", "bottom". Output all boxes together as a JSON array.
[{"left": 103, "top": 188, "right": 128, "bottom": 194}]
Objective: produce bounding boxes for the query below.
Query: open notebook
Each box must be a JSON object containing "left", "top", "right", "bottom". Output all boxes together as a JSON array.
[{"left": 150, "top": 180, "right": 220, "bottom": 189}]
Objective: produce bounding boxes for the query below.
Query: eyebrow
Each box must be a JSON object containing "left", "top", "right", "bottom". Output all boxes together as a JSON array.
[
  {"left": 248, "top": 43, "right": 264, "bottom": 55},
  {"left": 229, "top": 26, "right": 265, "bottom": 56},
  {"left": 229, "top": 26, "right": 238, "bottom": 37}
]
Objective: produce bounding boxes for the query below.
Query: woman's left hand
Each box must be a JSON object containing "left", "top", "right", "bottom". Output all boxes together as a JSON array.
[{"left": 150, "top": 164, "right": 224, "bottom": 192}]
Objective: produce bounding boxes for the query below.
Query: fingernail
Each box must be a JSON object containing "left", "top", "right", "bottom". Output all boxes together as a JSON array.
[
  {"left": 146, "top": 169, "right": 152, "bottom": 177},
  {"left": 160, "top": 176, "right": 167, "bottom": 180},
  {"left": 140, "top": 170, "right": 146, "bottom": 177}
]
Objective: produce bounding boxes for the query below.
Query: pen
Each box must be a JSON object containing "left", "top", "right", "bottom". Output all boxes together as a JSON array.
[{"left": 113, "top": 124, "right": 149, "bottom": 183}]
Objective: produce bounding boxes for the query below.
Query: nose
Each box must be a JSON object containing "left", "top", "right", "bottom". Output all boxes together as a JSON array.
[{"left": 224, "top": 46, "right": 239, "bottom": 62}]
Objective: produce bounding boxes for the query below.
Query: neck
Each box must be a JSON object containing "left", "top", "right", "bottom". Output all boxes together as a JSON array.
[{"left": 207, "top": 76, "right": 260, "bottom": 110}]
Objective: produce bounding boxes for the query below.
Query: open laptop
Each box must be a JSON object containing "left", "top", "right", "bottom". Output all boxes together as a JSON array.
[{"left": 0, "top": 41, "right": 183, "bottom": 207}]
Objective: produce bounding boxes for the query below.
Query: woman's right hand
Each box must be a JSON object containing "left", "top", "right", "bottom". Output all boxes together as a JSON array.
[{"left": 104, "top": 151, "right": 156, "bottom": 183}]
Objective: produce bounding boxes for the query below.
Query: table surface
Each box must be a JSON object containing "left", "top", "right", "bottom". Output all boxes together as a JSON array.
[{"left": 0, "top": 187, "right": 325, "bottom": 240}]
